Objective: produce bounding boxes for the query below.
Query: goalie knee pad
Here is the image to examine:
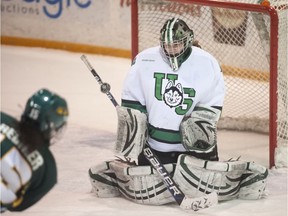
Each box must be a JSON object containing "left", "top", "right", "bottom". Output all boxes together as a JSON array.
[
  {"left": 115, "top": 106, "right": 148, "bottom": 159},
  {"left": 180, "top": 105, "right": 221, "bottom": 153},
  {"left": 88, "top": 161, "right": 121, "bottom": 198}
]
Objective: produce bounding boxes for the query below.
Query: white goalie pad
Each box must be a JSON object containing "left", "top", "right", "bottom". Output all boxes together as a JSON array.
[
  {"left": 89, "top": 159, "right": 176, "bottom": 205},
  {"left": 180, "top": 105, "right": 221, "bottom": 152},
  {"left": 173, "top": 154, "right": 268, "bottom": 201},
  {"left": 109, "top": 160, "right": 175, "bottom": 205},
  {"left": 115, "top": 106, "right": 148, "bottom": 159},
  {"left": 88, "top": 161, "right": 121, "bottom": 198},
  {"left": 238, "top": 162, "right": 268, "bottom": 200}
]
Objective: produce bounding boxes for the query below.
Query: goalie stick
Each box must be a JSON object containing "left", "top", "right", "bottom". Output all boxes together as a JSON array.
[{"left": 80, "top": 54, "right": 218, "bottom": 211}]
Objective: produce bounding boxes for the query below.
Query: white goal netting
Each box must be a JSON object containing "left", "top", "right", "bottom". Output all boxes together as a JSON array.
[{"left": 132, "top": 0, "right": 288, "bottom": 167}]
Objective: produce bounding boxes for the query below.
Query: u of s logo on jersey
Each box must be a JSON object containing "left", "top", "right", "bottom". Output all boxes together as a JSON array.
[{"left": 154, "top": 72, "right": 196, "bottom": 115}]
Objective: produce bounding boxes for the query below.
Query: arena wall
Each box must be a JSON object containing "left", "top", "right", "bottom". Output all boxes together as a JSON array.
[{"left": 1, "top": 0, "right": 132, "bottom": 58}]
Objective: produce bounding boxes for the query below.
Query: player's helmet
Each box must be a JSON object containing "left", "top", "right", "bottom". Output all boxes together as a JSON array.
[
  {"left": 21, "top": 88, "right": 69, "bottom": 141},
  {"left": 160, "top": 18, "right": 194, "bottom": 71}
]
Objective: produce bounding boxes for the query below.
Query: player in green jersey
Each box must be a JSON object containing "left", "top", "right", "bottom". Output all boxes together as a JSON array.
[{"left": 1, "top": 88, "right": 69, "bottom": 212}]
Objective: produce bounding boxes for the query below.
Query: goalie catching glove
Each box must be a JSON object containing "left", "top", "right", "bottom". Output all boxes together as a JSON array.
[{"left": 180, "top": 105, "right": 221, "bottom": 153}]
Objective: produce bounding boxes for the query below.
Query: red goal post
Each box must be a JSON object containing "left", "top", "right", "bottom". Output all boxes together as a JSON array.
[{"left": 131, "top": 0, "right": 288, "bottom": 168}]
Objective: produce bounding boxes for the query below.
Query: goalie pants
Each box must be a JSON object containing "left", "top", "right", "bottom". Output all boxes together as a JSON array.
[{"left": 137, "top": 145, "right": 219, "bottom": 166}]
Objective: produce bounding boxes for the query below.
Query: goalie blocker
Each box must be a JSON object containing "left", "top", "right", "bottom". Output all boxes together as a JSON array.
[{"left": 114, "top": 106, "right": 147, "bottom": 159}]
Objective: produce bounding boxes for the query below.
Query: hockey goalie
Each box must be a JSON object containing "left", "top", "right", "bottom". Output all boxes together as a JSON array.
[{"left": 88, "top": 17, "right": 268, "bottom": 207}]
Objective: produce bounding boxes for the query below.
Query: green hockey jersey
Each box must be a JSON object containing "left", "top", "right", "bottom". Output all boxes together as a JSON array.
[{"left": 0, "top": 112, "right": 57, "bottom": 211}]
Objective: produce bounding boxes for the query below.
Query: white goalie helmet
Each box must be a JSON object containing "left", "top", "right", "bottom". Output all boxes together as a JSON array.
[{"left": 160, "top": 17, "right": 194, "bottom": 71}]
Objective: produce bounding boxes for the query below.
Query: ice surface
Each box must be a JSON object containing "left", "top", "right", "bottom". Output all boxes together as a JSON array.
[{"left": 1, "top": 45, "right": 287, "bottom": 216}]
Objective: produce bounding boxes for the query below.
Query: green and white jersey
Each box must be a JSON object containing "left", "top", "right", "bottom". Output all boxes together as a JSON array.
[
  {"left": 121, "top": 46, "right": 225, "bottom": 152},
  {"left": 0, "top": 112, "right": 57, "bottom": 211}
]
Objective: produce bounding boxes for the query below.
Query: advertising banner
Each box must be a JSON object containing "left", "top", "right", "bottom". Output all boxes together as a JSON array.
[{"left": 1, "top": 0, "right": 132, "bottom": 54}]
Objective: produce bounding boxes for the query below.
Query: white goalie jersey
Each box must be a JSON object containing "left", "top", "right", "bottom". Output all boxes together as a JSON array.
[{"left": 121, "top": 46, "right": 225, "bottom": 152}]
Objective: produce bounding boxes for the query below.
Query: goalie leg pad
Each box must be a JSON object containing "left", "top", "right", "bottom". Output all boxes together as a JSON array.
[
  {"left": 109, "top": 160, "right": 175, "bottom": 205},
  {"left": 238, "top": 162, "right": 268, "bottom": 200},
  {"left": 115, "top": 106, "right": 148, "bottom": 159},
  {"left": 88, "top": 161, "right": 121, "bottom": 198},
  {"left": 173, "top": 154, "right": 250, "bottom": 201}
]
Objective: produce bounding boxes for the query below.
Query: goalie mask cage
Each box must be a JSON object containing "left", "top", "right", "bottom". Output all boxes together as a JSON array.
[{"left": 131, "top": 0, "right": 288, "bottom": 168}]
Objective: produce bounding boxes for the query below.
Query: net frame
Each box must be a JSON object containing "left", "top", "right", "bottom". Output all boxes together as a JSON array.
[{"left": 131, "top": 0, "right": 288, "bottom": 168}]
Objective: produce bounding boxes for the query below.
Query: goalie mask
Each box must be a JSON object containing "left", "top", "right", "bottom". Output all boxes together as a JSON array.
[
  {"left": 160, "top": 18, "right": 194, "bottom": 71},
  {"left": 21, "top": 88, "right": 69, "bottom": 141}
]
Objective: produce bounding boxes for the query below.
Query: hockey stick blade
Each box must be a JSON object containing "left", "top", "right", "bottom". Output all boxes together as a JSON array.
[{"left": 81, "top": 55, "right": 218, "bottom": 211}]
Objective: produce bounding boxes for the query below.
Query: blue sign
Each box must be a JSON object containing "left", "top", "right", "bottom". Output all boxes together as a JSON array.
[{"left": 2, "top": 0, "right": 92, "bottom": 19}]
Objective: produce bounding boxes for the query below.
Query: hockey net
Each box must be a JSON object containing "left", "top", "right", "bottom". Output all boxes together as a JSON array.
[{"left": 131, "top": 0, "right": 288, "bottom": 168}]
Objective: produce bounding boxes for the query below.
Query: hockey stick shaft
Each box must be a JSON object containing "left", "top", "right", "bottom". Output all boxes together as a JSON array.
[
  {"left": 143, "top": 147, "right": 185, "bottom": 203},
  {"left": 81, "top": 54, "right": 217, "bottom": 210},
  {"left": 143, "top": 146, "right": 217, "bottom": 210},
  {"left": 81, "top": 55, "right": 119, "bottom": 107}
]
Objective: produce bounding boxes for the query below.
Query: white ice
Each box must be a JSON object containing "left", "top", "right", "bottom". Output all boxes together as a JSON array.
[{"left": 1, "top": 45, "right": 287, "bottom": 216}]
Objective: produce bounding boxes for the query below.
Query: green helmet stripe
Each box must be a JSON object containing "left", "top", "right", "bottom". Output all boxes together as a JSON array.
[{"left": 165, "top": 18, "right": 177, "bottom": 43}]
